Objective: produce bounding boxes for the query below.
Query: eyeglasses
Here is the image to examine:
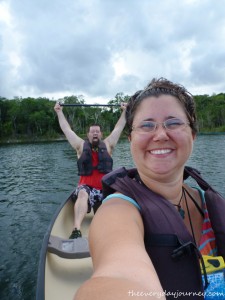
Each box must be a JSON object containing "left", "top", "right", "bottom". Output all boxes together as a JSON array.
[{"left": 132, "top": 118, "right": 190, "bottom": 133}]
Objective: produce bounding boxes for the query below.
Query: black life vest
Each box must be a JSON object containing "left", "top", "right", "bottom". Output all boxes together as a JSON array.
[
  {"left": 102, "top": 166, "right": 225, "bottom": 299},
  {"left": 77, "top": 141, "right": 113, "bottom": 176}
]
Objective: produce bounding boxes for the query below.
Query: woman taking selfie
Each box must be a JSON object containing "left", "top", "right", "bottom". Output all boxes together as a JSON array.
[{"left": 75, "top": 78, "right": 225, "bottom": 300}]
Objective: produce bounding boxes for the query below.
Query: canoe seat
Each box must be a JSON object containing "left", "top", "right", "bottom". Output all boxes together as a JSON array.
[{"left": 48, "top": 235, "right": 90, "bottom": 259}]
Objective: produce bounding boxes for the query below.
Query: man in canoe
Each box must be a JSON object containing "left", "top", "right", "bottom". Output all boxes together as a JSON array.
[{"left": 54, "top": 102, "right": 127, "bottom": 239}]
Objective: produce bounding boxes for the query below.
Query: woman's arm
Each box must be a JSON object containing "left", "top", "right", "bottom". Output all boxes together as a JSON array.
[{"left": 74, "top": 197, "right": 165, "bottom": 300}]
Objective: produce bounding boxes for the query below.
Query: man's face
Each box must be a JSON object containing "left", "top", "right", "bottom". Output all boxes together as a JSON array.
[{"left": 87, "top": 126, "right": 102, "bottom": 146}]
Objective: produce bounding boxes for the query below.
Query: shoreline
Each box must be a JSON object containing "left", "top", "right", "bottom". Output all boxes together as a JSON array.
[
  {"left": 0, "top": 132, "right": 224, "bottom": 145},
  {"left": 0, "top": 137, "right": 67, "bottom": 146}
]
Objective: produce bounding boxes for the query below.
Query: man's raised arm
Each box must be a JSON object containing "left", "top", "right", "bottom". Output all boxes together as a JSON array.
[
  {"left": 54, "top": 103, "right": 84, "bottom": 153},
  {"left": 104, "top": 103, "right": 127, "bottom": 155}
]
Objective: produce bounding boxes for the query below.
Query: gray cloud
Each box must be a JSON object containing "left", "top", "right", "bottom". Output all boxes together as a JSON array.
[{"left": 1, "top": 0, "right": 225, "bottom": 101}]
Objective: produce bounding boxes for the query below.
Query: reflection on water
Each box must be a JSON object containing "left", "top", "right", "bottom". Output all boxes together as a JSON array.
[{"left": 0, "top": 135, "right": 224, "bottom": 299}]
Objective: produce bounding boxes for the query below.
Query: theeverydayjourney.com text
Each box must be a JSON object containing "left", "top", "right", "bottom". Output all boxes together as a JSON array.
[{"left": 128, "top": 289, "right": 225, "bottom": 298}]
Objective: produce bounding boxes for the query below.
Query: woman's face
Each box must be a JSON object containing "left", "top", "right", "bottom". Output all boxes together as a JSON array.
[{"left": 129, "top": 95, "right": 196, "bottom": 181}]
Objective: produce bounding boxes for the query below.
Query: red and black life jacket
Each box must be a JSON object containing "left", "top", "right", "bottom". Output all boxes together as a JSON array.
[
  {"left": 77, "top": 141, "right": 113, "bottom": 176},
  {"left": 102, "top": 166, "right": 225, "bottom": 299}
]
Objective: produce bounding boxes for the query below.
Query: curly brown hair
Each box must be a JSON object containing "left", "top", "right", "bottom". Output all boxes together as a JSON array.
[{"left": 126, "top": 78, "right": 198, "bottom": 135}]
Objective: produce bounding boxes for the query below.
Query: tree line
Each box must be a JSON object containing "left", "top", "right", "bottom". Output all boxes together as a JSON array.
[{"left": 0, "top": 92, "right": 224, "bottom": 143}]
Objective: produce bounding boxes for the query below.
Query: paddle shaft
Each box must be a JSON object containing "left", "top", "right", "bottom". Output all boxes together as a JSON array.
[{"left": 60, "top": 103, "right": 120, "bottom": 107}]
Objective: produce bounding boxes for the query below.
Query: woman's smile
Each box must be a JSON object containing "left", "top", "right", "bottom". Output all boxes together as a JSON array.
[{"left": 149, "top": 148, "right": 173, "bottom": 155}]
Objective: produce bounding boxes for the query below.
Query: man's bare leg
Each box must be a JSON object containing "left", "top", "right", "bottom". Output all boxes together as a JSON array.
[{"left": 73, "top": 189, "right": 89, "bottom": 230}]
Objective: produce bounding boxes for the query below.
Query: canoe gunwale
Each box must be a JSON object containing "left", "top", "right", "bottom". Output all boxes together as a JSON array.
[{"left": 36, "top": 192, "right": 74, "bottom": 300}]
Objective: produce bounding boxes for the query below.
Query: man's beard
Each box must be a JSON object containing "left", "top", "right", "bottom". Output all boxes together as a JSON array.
[{"left": 91, "top": 138, "right": 99, "bottom": 147}]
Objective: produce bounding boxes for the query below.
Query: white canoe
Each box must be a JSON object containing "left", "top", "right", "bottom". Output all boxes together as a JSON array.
[{"left": 36, "top": 192, "right": 93, "bottom": 300}]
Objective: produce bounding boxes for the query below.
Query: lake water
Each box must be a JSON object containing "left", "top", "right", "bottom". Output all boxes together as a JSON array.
[{"left": 0, "top": 135, "right": 225, "bottom": 300}]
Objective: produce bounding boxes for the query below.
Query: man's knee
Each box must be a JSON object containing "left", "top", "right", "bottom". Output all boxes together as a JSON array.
[{"left": 76, "top": 189, "right": 89, "bottom": 204}]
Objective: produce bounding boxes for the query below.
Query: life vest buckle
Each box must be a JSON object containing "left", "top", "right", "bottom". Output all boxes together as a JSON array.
[{"left": 172, "top": 241, "right": 196, "bottom": 260}]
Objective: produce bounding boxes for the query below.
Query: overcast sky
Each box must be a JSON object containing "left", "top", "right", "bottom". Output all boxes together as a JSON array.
[{"left": 1, "top": 0, "right": 225, "bottom": 103}]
